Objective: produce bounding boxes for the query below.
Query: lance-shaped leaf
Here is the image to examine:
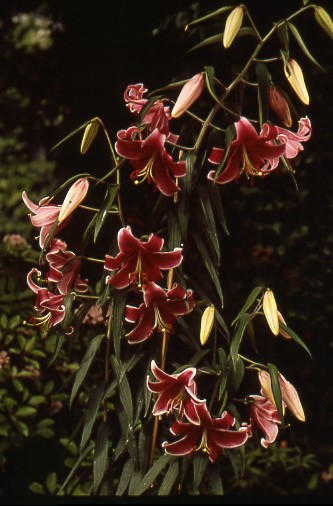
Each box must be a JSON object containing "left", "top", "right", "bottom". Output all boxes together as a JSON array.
[
  {"left": 200, "top": 305, "right": 215, "bottom": 346},
  {"left": 213, "top": 124, "right": 236, "bottom": 180},
  {"left": 94, "top": 185, "right": 118, "bottom": 243},
  {"left": 208, "top": 466, "right": 224, "bottom": 494},
  {"left": 158, "top": 459, "right": 179, "bottom": 495},
  {"left": 284, "top": 58, "right": 310, "bottom": 105},
  {"left": 288, "top": 22, "right": 325, "bottom": 72},
  {"left": 58, "top": 442, "right": 94, "bottom": 494},
  {"left": 192, "top": 232, "right": 223, "bottom": 306},
  {"left": 277, "top": 22, "right": 289, "bottom": 52},
  {"left": 218, "top": 347, "right": 228, "bottom": 401},
  {"left": 135, "top": 454, "right": 173, "bottom": 495},
  {"left": 204, "top": 66, "right": 224, "bottom": 108},
  {"left": 314, "top": 6, "right": 333, "bottom": 39},
  {"left": 116, "top": 459, "right": 134, "bottom": 496},
  {"left": 278, "top": 321, "right": 312, "bottom": 358},
  {"left": 223, "top": 6, "right": 244, "bottom": 48},
  {"left": 207, "top": 182, "right": 229, "bottom": 235},
  {"left": 263, "top": 289, "right": 279, "bottom": 336},
  {"left": 185, "top": 6, "right": 233, "bottom": 30},
  {"left": 70, "top": 334, "right": 104, "bottom": 406},
  {"left": 188, "top": 33, "right": 224, "bottom": 53},
  {"left": 256, "top": 63, "right": 271, "bottom": 128},
  {"left": 80, "top": 118, "right": 100, "bottom": 154},
  {"left": 266, "top": 363, "right": 284, "bottom": 425},
  {"left": 197, "top": 184, "right": 220, "bottom": 264},
  {"left": 93, "top": 421, "right": 109, "bottom": 493},
  {"left": 192, "top": 453, "right": 208, "bottom": 492},
  {"left": 230, "top": 313, "right": 250, "bottom": 364},
  {"left": 80, "top": 384, "right": 105, "bottom": 451},
  {"left": 112, "top": 291, "right": 127, "bottom": 357},
  {"left": 111, "top": 355, "right": 133, "bottom": 423}
]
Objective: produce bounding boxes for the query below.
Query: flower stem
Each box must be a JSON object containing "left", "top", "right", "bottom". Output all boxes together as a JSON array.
[{"left": 104, "top": 299, "right": 113, "bottom": 423}]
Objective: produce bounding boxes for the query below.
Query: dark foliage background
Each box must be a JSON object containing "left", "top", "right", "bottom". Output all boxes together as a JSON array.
[{"left": 0, "top": 0, "right": 332, "bottom": 496}]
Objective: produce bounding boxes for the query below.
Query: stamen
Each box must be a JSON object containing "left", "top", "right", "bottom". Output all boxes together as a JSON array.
[
  {"left": 154, "top": 308, "right": 172, "bottom": 334},
  {"left": 241, "top": 147, "right": 262, "bottom": 177},
  {"left": 130, "top": 154, "right": 156, "bottom": 186}
]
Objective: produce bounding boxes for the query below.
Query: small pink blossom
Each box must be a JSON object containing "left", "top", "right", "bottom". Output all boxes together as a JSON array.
[
  {"left": 248, "top": 395, "right": 281, "bottom": 448},
  {"left": 275, "top": 117, "right": 312, "bottom": 159},
  {"left": 125, "top": 282, "right": 194, "bottom": 344},
  {"left": 147, "top": 360, "right": 203, "bottom": 424},
  {"left": 0, "top": 351, "right": 10, "bottom": 369},
  {"left": 105, "top": 226, "right": 182, "bottom": 289},
  {"left": 27, "top": 268, "right": 65, "bottom": 329},
  {"left": 46, "top": 239, "right": 88, "bottom": 295}
]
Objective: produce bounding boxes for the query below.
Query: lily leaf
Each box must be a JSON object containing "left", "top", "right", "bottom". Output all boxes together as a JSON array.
[
  {"left": 192, "top": 231, "right": 223, "bottom": 307},
  {"left": 94, "top": 185, "right": 119, "bottom": 243},
  {"left": 288, "top": 22, "right": 325, "bottom": 72},
  {"left": 267, "top": 363, "right": 284, "bottom": 426},
  {"left": 158, "top": 459, "right": 179, "bottom": 495},
  {"left": 256, "top": 62, "right": 271, "bottom": 128},
  {"left": 93, "top": 421, "right": 109, "bottom": 493},
  {"left": 186, "top": 6, "right": 233, "bottom": 29}
]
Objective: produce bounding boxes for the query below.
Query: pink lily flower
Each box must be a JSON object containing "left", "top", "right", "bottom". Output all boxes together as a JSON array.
[
  {"left": 248, "top": 395, "right": 281, "bottom": 448},
  {"left": 105, "top": 226, "right": 182, "bottom": 289},
  {"left": 275, "top": 117, "right": 312, "bottom": 159},
  {"left": 46, "top": 239, "right": 88, "bottom": 295},
  {"left": 125, "top": 282, "right": 194, "bottom": 344},
  {"left": 22, "top": 192, "right": 70, "bottom": 248},
  {"left": 124, "top": 83, "right": 171, "bottom": 135},
  {"left": 147, "top": 360, "right": 203, "bottom": 424},
  {"left": 115, "top": 126, "right": 186, "bottom": 196},
  {"left": 27, "top": 268, "right": 65, "bottom": 329},
  {"left": 207, "top": 117, "right": 286, "bottom": 184},
  {"left": 162, "top": 401, "right": 249, "bottom": 463}
]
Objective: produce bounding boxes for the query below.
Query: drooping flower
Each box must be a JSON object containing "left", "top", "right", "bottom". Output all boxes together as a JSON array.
[
  {"left": 124, "top": 83, "right": 171, "bottom": 135},
  {"left": 162, "top": 401, "right": 250, "bottom": 463},
  {"left": 22, "top": 192, "right": 70, "bottom": 248},
  {"left": 259, "top": 370, "right": 305, "bottom": 422},
  {"left": 147, "top": 360, "right": 203, "bottom": 424},
  {"left": 115, "top": 127, "right": 186, "bottom": 196},
  {"left": 207, "top": 117, "right": 286, "bottom": 184},
  {"left": 105, "top": 226, "right": 182, "bottom": 289},
  {"left": 58, "top": 177, "right": 89, "bottom": 223},
  {"left": 125, "top": 282, "right": 194, "bottom": 344},
  {"left": 248, "top": 395, "right": 281, "bottom": 448},
  {"left": 46, "top": 239, "right": 88, "bottom": 295},
  {"left": 26, "top": 268, "right": 65, "bottom": 329},
  {"left": 171, "top": 73, "right": 205, "bottom": 118},
  {"left": 275, "top": 117, "right": 312, "bottom": 159}
]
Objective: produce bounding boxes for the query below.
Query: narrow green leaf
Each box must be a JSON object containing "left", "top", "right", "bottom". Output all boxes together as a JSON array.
[
  {"left": 192, "top": 453, "right": 208, "bottom": 492},
  {"left": 205, "top": 66, "right": 224, "bottom": 108},
  {"left": 185, "top": 151, "right": 196, "bottom": 192},
  {"left": 70, "top": 334, "right": 104, "bottom": 406},
  {"left": 267, "top": 363, "right": 284, "bottom": 425},
  {"left": 48, "top": 330, "right": 65, "bottom": 367},
  {"left": 177, "top": 179, "right": 190, "bottom": 241},
  {"left": 197, "top": 184, "right": 220, "bottom": 264},
  {"left": 50, "top": 120, "right": 93, "bottom": 152},
  {"left": 207, "top": 182, "right": 229, "bottom": 235},
  {"left": 277, "top": 22, "right": 289, "bottom": 52},
  {"left": 80, "top": 384, "right": 105, "bottom": 450},
  {"left": 188, "top": 33, "right": 223, "bottom": 53},
  {"left": 80, "top": 214, "right": 97, "bottom": 253},
  {"left": 218, "top": 347, "right": 228, "bottom": 401},
  {"left": 232, "top": 356, "right": 245, "bottom": 395},
  {"left": 148, "top": 79, "right": 188, "bottom": 96},
  {"left": 288, "top": 22, "right": 325, "bottom": 72},
  {"left": 16, "top": 406, "right": 37, "bottom": 417},
  {"left": 230, "top": 314, "right": 250, "bottom": 363},
  {"left": 256, "top": 62, "right": 271, "bottom": 127},
  {"left": 111, "top": 355, "right": 133, "bottom": 423},
  {"left": 279, "top": 321, "right": 312, "bottom": 358},
  {"left": 208, "top": 465, "right": 224, "bottom": 494},
  {"left": 168, "top": 206, "right": 182, "bottom": 250},
  {"left": 116, "top": 459, "right": 134, "bottom": 496},
  {"left": 93, "top": 421, "right": 109, "bottom": 493},
  {"left": 128, "top": 472, "right": 143, "bottom": 496},
  {"left": 213, "top": 124, "right": 236, "bottom": 180},
  {"left": 158, "top": 459, "right": 179, "bottom": 495},
  {"left": 226, "top": 449, "right": 240, "bottom": 480},
  {"left": 186, "top": 6, "right": 232, "bottom": 29},
  {"left": 192, "top": 231, "right": 223, "bottom": 306},
  {"left": 136, "top": 454, "right": 172, "bottom": 495},
  {"left": 232, "top": 286, "right": 264, "bottom": 325},
  {"left": 137, "top": 95, "right": 163, "bottom": 125},
  {"left": 94, "top": 185, "right": 119, "bottom": 243},
  {"left": 58, "top": 443, "right": 94, "bottom": 494},
  {"left": 112, "top": 291, "right": 127, "bottom": 357}
]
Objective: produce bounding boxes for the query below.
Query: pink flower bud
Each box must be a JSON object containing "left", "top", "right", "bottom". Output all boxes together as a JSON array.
[
  {"left": 171, "top": 73, "right": 205, "bottom": 118},
  {"left": 269, "top": 86, "right": 292, "bottom": 127},
  {"left": 58, "top": 178, "right": 89, "bottom": 223}
]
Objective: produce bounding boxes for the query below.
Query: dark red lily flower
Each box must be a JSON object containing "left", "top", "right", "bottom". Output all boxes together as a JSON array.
[
  {"left": 27, "top": 268, "right": 65, "bottom": 329},
  {"left": 162, "top": 401, "right": 250, "bottom": 463},
  {"left": 22, "top": 192, "right": 70, "bottom": 248},
  {"left": 46, "top": 239, "right": 88, "bottom": 295},
  {"left": 248, "top": 395, "right": 281, "bottom": 448},
  {"left": 125, "top": 282, "right": 194, "bottom": 344},
  {"left": 207, "top": 117, "right": 286, "bottom": 184},
  {"left": 105, "top": 226, "right": 182, "bottom": 289},
  {"left": 147, "top": 360, "right": 203, "bottom": 424},
  {"left": 115, "top": 126, "right": 186, "bottom": 196},
  {"left": 124, "top": 83, "right": 170, "bottom": 135}
]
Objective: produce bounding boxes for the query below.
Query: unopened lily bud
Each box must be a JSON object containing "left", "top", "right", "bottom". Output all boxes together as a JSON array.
[
  {"left": 314, "top": 6, "right": 333, "bottom": 40},
  {"left": 278, "top": 373, "right": 305, "bottom": 422},
  {"left": 263, "top": 289, "right": 279, "bottom": 336},
  {"left": 171, "top": 73, "right": 205, "bottom": 118},
  {"left": 58, "top": 178, "right": 89, "bottom": 223},
  {"left": 223, "top": 6, "right": 244, "bottom": 48},
  {"left": 269, "top": 85, "right": 292, "bottom": 127},
  {"left": 80, "top": 119, "right": 100, "bottom": 154},
  {"left": 285, "top": 59, "right": 309, "bottom": 105},
  {"left": 200, "top": 305, "right": 215, "bottom": 345}
]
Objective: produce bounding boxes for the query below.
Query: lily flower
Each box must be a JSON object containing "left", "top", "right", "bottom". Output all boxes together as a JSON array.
[
  {"left": 22, "top": 192, "right": 70, "bottom": 248},
  {"left": 162, "top": 401, "right": 249, "bottom": 463},
  {"left": 259, "top": 370, "right": 305, "bottom": 422},
  {"left": 124, "top": 83, "right": 171, "bottom": 135},
  {"left": 275, "top": 117, "right": 312, "bottom": 159},
  {"left": 147, "top": 360, "right": 203, "bottom": 424},
  {"left": 207, "top": 117, "right": 286, "bottom": 184},
  {"left": 248, "top": 395, "right": 281, "bottom": 448},
  {"left": 26, "top": 268, "right": 65, "bottom": 329},
  {"left": 115, "top": 127, "right": 186, "bottom": 196},
  {"left": 105, "top": 226, "right": 182, "bottom": 289},
  {"left": 125, "top": 282, "right": 194, "bottom": 344},
  {"left": 46, "top": 239, "right": 88, "bottom": 295}
]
